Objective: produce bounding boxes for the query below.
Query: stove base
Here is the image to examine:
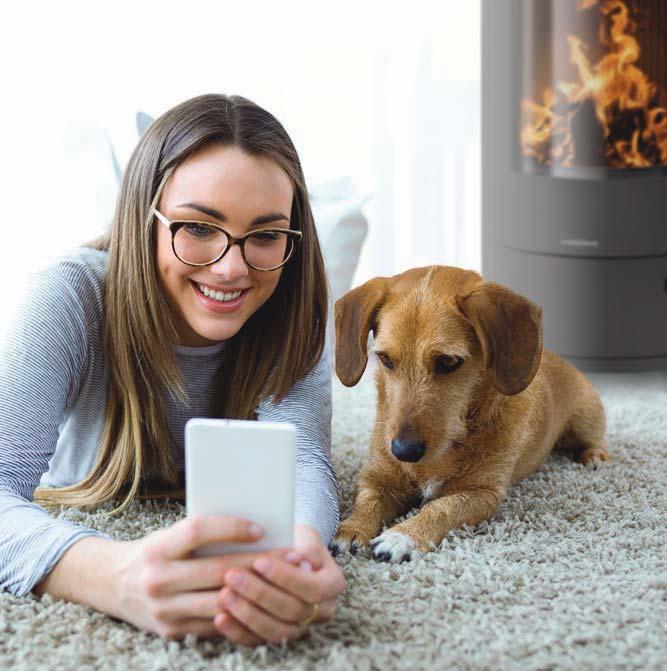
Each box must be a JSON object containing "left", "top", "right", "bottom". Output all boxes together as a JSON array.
[{"left": 561, "top": 353, "right": 667, "bottom": 373}]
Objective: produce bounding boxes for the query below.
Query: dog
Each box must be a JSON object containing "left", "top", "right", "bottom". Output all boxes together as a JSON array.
[{"left": 329, "top": 265, "right": 611, "bottom": 563}]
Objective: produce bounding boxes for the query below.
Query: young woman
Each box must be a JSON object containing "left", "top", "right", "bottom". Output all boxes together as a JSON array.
[{"left": 0, "top": 93, "right": 345, "bottom": 644}]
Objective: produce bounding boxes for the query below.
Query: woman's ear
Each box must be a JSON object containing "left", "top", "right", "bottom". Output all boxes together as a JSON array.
[
  {"left": 334, "top": 277, "right": 389, "bottom": 387},
  {"left": 455, "top": 281, "right": 543, "bottom": 395}
]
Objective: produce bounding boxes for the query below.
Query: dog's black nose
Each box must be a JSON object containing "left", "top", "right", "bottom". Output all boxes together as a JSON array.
[{"left": 391, "top": 438, "right": 426, "bottom": 462}]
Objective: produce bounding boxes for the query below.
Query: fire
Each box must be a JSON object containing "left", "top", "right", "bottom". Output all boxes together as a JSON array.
[{"left": 521, "top": 0, "right": 667, "bottom": 170}]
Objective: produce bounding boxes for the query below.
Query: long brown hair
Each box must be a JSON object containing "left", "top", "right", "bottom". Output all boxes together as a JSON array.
[{"left": 34, "top": 94, "right": 328, "bottom": 512}]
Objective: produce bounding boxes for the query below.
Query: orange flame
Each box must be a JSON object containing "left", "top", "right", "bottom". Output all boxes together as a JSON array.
[{"left": 521, "top": 0, "right": 667, "bottom": 170}]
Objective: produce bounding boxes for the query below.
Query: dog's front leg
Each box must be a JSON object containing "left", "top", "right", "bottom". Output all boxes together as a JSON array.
[
  {"left": 330, "top": 479, "right": 414, "bottom": 557},
  {"left": 371, "top": 487, "right": 506, "bottom": 563}
]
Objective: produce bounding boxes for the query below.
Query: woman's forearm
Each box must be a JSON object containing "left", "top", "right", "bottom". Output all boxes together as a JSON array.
[
  {"left": 33, "top": 536, "right": 124, "bottom": 618},
  {"left": 293, "top": 523, "right": 322, "bottom": 550}
]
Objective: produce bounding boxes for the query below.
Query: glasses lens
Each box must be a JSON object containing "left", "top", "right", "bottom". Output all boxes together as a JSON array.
[
  {"left": 244, "top": 230, "right": 293, "bottom": 270},
  {"left": 173, "top": 223, "right": 227, "bottom": 265},
  {"left": 173, "top": 224, "right": 295, "bottom": 269}
]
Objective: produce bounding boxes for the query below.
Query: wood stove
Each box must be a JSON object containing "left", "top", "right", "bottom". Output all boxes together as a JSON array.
[{"left": 482, "top": 0, "right": 667, "bottom": 371}]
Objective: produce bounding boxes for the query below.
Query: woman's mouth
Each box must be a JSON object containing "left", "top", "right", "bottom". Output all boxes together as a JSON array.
[{"left": 190, "top": 281, "right": 250, "bottom": 313}]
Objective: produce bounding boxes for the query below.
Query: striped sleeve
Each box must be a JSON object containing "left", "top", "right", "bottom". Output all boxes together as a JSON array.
[
  {"left": 0, "top": 263, "right": 110, "bottom": 596},
  {"left": 257, "top": 340, "right": 340, "bottom": 546}
]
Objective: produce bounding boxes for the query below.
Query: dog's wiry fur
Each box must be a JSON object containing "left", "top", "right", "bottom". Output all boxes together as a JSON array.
[{"left": 330, "top": 266, "right": 610, "bottom": 563}]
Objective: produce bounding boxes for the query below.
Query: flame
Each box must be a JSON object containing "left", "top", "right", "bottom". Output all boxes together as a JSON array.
[{"left": 521, "top": 0, "right": 667, "bottom": 170}]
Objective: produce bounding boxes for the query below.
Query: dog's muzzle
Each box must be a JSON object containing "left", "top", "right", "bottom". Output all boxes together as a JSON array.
[{"left": 391, "top": 438, "right": 426, "bottom": 462}]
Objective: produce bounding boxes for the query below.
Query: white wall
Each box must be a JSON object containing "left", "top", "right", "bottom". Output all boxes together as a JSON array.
[{"left": 0, "top": 0, "right": 480, "bottom": 338}]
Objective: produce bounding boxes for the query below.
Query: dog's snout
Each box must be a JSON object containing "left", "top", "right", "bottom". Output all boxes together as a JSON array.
[{"left": 391, "top": 438, "right": 426, "bottom": 462}]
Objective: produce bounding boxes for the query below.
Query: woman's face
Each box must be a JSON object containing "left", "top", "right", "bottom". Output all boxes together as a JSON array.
[{"left": 156, "top": 144, "right": 294, "bottom": 346}]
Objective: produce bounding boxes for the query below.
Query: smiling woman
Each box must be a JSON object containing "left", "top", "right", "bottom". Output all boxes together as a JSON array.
[
  {"left": 0, "top": 93, "right": 345, "bottom": 644},
  {"left": 152, "top": 144, "right": 298, "bottom": 346}
]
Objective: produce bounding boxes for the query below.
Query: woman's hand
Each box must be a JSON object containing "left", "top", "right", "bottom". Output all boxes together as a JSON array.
[
  {"left": 112, "top": 514, "right": 287, "bottom": 640},
  {"left": 214, "top": 524, "right": 345, "bottom": 646}
]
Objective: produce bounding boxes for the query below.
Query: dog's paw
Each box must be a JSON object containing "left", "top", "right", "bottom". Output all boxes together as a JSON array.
[
  {"left": 329, "top": 521, "right": 374, "bottom": 557},
  {"left": 369, "top": 530, "right": 415, "bottom": 564},
  {"left": 329, "top": 535, "right": 363, "bottom": 557},
  {"left": 579, "top": 447, "right": 612, "bottom": 470}
]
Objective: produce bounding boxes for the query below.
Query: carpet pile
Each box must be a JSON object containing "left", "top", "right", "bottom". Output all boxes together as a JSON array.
[{"left": 1, "top": 369, "right": 664, "bottom": 670}]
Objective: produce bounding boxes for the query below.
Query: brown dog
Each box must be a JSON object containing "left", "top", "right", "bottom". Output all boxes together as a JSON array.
[{"left": 330, "top": 265, "right": 611, "bottom": 563}]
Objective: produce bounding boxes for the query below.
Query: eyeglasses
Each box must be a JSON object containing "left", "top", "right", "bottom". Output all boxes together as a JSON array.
[{"left": 151, "top": 208, "right": 303, "bottom": 271}]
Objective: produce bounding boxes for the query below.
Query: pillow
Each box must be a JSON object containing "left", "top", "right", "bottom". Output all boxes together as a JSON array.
[
  {"left": 108, "top": 113, "right": 370, "bottom": 359},
  {"left": 308, "top": 178, "right": 370, "bottom": 351}
]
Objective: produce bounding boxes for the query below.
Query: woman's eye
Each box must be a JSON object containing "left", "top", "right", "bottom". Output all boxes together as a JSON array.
[
  {"left": 435, "top": 355, "right": 463, "bottom": 374},
  {"left": 251, "top": 231, "right": 283, "bottom": 244},
  {"left": 376, "top": 352, "right": 394, "bottom": 370},
  {"left": 183, "top": 223, "right": 215, "bottom": 238}
]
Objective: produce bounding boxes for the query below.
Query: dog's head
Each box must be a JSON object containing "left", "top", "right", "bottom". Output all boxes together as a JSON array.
[{"left": 334, "top": 266, "right": 543, "bottom": 465}]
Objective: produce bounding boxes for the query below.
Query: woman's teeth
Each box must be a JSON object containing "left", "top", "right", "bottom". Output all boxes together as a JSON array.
[{"left": 196, "top": 283, "right": 244, "bottom": 302}]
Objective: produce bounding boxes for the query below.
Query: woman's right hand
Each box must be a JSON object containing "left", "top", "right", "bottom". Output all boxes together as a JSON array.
[{"left": 112, "top": 514, "right": 281, "bottom": 640}]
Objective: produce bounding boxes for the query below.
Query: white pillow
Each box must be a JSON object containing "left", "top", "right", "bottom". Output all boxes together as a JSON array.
[{"left": 308, "top": 178, "right": 370, "bottom": 353}]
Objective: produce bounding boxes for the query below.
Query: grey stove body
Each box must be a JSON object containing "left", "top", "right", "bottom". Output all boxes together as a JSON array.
[{"left": 482, "top": 0, "right": 667, "bottom": 371}]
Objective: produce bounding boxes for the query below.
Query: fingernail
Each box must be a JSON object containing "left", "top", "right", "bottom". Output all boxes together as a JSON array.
[
  {"left": 255, "top": 558, "right": 272, "bottom": 573},
  {"left": 299, "top": 560, "right": 313, "bottom": 572},
  {"left": 249, "top": 523, "right": 264, "bottom": 538},
  {"left": 285, "top": 551, "right": 301, "bottom": 564},
  {"left": 227, "top": 571, "right": 243, "bottom": 587}
]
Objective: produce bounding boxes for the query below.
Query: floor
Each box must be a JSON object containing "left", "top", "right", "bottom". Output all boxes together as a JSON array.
[{"left": 586, "top": 369, "right": 667, "bottom": 400}]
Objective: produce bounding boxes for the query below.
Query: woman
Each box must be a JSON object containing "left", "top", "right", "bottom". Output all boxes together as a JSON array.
[{"left": 0, "top": 93, "right": 344, "bottom": 644}]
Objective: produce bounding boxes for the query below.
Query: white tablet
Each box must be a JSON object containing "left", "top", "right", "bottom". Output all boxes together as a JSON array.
[{"left": 185, "top": 418, "right": 296, "bottom": 556}]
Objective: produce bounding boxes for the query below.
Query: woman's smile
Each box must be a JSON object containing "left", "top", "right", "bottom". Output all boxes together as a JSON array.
[{"left": 190, "top": 279, "right": 251, "bottom": 313}]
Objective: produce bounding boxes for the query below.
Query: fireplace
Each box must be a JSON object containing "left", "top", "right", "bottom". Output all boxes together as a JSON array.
[
  {"left": 520, "top": 0, "right": 667, "bottom": 179},
  {"left": 482, "top": 0, "right": 667, "bottom": 372}
]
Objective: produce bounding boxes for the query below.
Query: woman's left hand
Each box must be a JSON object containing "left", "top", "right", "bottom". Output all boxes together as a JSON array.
[{"left": 214, "top": 524, "right": 345, "bottom": 645}]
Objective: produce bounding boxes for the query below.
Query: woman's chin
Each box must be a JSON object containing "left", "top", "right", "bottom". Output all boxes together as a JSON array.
[
  {"left": 196, "top": 324, "right": 241, "bottom": 343},
  {"left": 179, "top": 316, "right": 242, "bottom": 346}
]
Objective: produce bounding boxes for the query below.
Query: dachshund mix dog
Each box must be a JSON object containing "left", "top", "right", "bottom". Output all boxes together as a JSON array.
[{"left": 330, "top": 266, "right": 610, "bottom": 563}]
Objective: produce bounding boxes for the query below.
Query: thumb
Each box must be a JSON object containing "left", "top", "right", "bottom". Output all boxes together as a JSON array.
[
  {"left": 283, "top": 545, "right": 323, "bottom": 571},
  {"left": 295, "top": 543, "right": 324, "bottom": 571}
]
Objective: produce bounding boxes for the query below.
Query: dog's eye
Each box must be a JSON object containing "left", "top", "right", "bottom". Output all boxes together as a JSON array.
[
  {"left": 435, "top": 355, "right": 463, "bottom": 374},
  {"left": 376, "top": 352, "right": 395, "bottom": 370}
]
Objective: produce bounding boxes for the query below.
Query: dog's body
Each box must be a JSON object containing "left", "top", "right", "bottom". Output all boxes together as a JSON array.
[{"left": 330, "top": 266, "right": 610, "bottom": 563}]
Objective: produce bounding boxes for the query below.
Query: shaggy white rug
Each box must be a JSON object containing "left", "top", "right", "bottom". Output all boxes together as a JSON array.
[{"left": 1, "top": 367, "right": 665, "bottom": 671}]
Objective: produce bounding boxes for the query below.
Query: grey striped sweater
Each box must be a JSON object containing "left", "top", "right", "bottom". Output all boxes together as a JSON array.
[{"left": 0, "top": 247, "right": 339, "bottom": 596}]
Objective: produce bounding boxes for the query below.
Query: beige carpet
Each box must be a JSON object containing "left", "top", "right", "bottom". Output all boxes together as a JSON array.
[{"left": 1, "top": 367, "right": 665, "bottom": 671}]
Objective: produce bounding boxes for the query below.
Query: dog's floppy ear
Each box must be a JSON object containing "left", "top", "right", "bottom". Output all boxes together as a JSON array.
[
  {"left": 334, "top": 277, "right": 389, "bottom": 387},
  {"left": 455, "top": 281, "right": 543, "bottom": 396}
]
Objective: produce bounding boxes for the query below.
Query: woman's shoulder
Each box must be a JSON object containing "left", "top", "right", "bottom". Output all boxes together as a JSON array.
[
  {"left": 11, "top": 246, "right": 110, "bottom": 351},
  {"left": 3, "top": 247, "right": 110, "bottom": 381},
  {"left": 30, "top": 246, "right": 109, "bottom": 311},
  {"left": 38, "top": 246, "right": 109, "bottom": 290}
]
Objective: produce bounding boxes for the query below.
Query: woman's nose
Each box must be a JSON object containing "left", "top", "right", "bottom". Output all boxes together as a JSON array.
[{"left": 209, "top": 242, "right": 249, "bottom": 278}]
